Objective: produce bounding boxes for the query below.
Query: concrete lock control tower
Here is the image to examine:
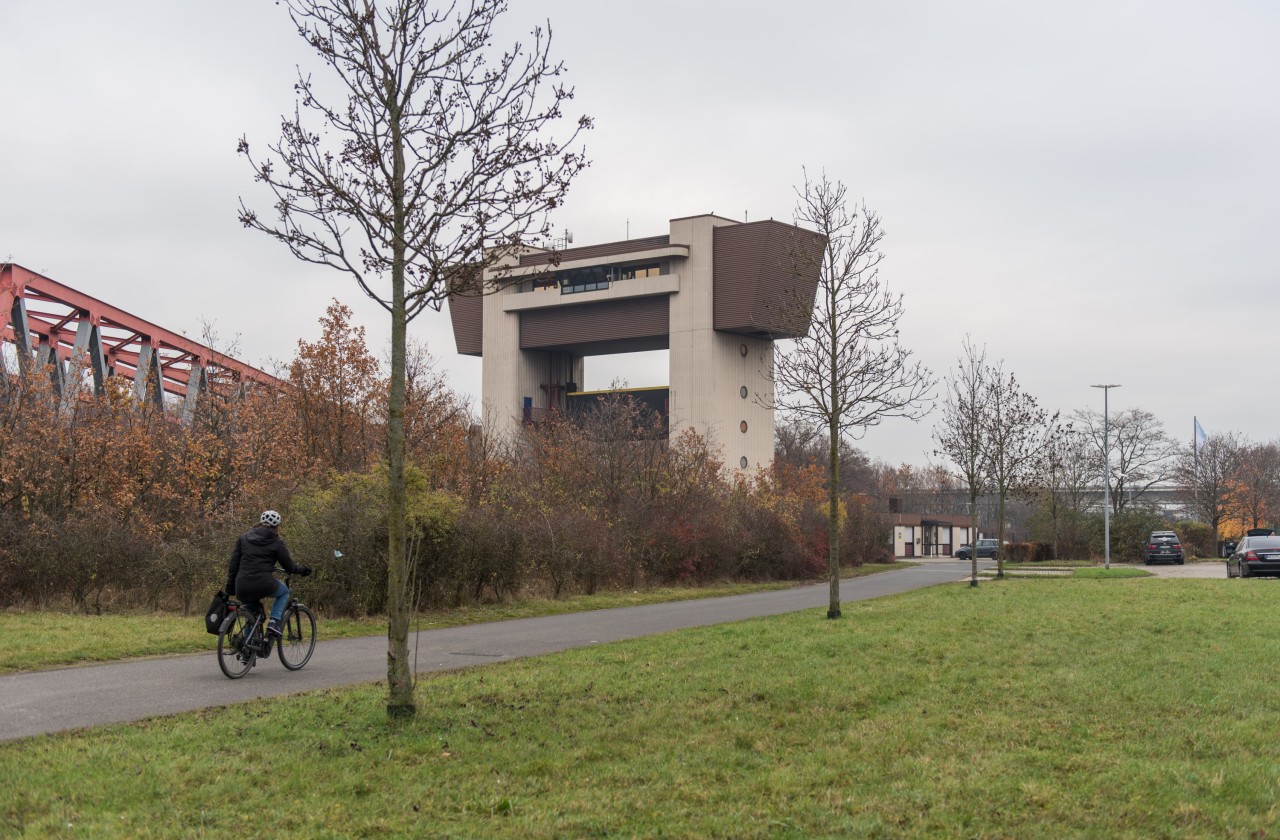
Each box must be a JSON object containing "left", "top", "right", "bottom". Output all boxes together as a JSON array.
[{"left": 448, "top": 214, "right": 823, "bottom": 471}]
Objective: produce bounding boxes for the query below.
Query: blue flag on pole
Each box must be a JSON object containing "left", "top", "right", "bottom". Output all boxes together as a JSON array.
[{"left": 1195, "top": 418, "right": 1207, "bottom": 455}]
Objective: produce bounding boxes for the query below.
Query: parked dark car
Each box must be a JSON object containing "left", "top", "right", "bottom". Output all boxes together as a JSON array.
[
  {"left": 956, "top": 538, "right": 999, "bottom": 561},
  {"left": 1225, "top": 529, "right": 1275, "bottom": 557},
  {"left": 1227, "top": 535, "right": 1280, "bottom": 578},
  {"left": 1142, "top": 531, "right": 1185, "bottom": 565}
]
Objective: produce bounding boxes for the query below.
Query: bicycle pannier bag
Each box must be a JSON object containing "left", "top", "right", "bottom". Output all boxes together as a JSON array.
[{"left": 204, "top": 591, "right": 229, "bottom": 635}]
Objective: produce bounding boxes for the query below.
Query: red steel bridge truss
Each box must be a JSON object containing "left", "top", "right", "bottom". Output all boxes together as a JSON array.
[{"left": 0, "top": 263, "right": 283, "bottom": 420}]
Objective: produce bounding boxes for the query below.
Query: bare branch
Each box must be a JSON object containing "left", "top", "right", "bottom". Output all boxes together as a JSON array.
[
  {"left": 238, "top": 0, "right": 590, "bottom": 719},
  {"left": 238, "top": 0, "right": 591, "bottom": 318},
  {"left": 765, "top": 170, "right": 934, "bottom": 617}
]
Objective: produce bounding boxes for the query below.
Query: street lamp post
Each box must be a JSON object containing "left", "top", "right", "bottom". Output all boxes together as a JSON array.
[{"left": 1091, "top": 384, "right": 1121, "bottom": 569}]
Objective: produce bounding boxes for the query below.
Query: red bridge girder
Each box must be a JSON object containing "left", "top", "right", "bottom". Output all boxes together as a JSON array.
[{"left": 0, "top": 263, "right": 283, "bottom": 415}]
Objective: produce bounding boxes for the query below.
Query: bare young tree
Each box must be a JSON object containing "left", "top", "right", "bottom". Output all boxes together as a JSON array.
[
  {"left": 1034, "top": 425, "right": 1100, "bottom": 559},
  {"left": 1047, "top": 426, "right": 1102, "bottom": 514},
  {"left": 771, "top": 172, "right": 933, "bottom": 618},
  {"left": 238, "top": 0, "right": 590, "bottom": 718},
  {"left": 981, "top": 361, "right": 1058, "bottom": 577},
  {"left": 932, "top": 338, "right": 988, "bottom": 586},
  {"left": 1073, "top": 407, "right": 1177, "bottom": 512}
]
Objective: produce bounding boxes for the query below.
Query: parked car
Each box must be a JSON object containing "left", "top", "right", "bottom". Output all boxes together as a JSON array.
[
  {"left": 1224, "top": 529, "right": 1275, "bottom": 557},
  {"left": 1227, "top": 535, "right": 1280, "bottom": 578},
  {"left": 956, "top": 538, "right": 999, "bottom": 561},
  {"left": 1142, "top": 531, "right": 1185, "bottom": 565}
]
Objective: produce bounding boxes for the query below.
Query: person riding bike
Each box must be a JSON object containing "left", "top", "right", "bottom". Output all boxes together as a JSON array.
[{"left": 225, "top": 510, "right": 311, "bottom": 637}]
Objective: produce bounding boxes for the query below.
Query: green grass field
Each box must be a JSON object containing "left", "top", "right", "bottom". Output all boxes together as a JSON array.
[{"left": 4, "top": 576, "right": 1278, "bottom": 837}]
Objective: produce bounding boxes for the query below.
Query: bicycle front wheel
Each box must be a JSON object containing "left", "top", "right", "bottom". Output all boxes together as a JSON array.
[
  {"left": 217, "top": 609, "right": 254, "bottom": 679},
  {"left": 277, "top": 604, "right": 316, "bottom": 670}
]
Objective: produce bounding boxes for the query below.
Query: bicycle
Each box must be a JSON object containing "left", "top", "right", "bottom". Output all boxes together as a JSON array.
[{"left": 216, "top": 572, "right": 317, "bottom": 679}]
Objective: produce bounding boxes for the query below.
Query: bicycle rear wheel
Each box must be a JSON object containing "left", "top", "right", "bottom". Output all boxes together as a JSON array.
[
  {"left": 217, "top": 609, "right": 254, "bottom": 679},
  {"left": 277, "top": 603, "right": 316, "bottom": 670}
]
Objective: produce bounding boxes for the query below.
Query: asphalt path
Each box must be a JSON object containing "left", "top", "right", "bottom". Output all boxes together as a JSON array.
[{"left": 0, "top": 559, "right": 983, "bottom": 743}]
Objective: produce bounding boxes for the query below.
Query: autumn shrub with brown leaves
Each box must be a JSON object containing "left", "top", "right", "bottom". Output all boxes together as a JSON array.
[
  {"left": 0, "top": 305, "right": 880, "bottom": 613},
  {"left": 0, "top": 371, "right": 252, "bottom": 610},
  {"left": 450, "top": 403, "right": 841, "bottom": 594}
]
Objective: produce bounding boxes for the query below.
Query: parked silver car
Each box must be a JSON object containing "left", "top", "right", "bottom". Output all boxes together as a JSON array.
[{"left": 956, "top": 538, "right": 999, "bottom": 561}]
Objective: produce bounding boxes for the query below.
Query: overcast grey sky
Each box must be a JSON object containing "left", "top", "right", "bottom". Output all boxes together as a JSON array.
[{"left": 3, "top": 0, "right": 1276, "bottom": 466}]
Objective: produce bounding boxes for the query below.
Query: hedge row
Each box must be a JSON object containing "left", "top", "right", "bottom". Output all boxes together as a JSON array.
[{"left": 0, "top": 457, "right": 892, "bottom": 617}]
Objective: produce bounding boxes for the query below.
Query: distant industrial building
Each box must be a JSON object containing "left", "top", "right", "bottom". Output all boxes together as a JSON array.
[{"left": 449, "top": 214, "right": 823, "bottom": 471}]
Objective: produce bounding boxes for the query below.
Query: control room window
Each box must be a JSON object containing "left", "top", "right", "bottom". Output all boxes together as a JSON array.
[{"left": 619, "top": 263, "right": 660, "bottom": 281}]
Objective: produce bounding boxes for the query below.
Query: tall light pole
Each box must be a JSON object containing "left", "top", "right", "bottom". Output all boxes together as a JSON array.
[{"left": 1092, "top": 384, "right": 1121, "bottom": 569}]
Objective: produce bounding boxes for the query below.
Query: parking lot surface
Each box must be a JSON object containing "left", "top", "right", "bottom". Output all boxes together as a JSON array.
[{"left": 1131, "top": 561, "right": 1224, "bottom": 578}]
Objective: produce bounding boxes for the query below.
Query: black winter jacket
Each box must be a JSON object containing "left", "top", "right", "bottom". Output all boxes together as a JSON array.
[{"left": 225, "top": 525, "right": 301, "bottom": 602}]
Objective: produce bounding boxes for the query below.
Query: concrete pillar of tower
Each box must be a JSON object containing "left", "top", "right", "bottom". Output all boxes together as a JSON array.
[
  {"left": 480, "top": 251, "right": 557, "bottom": 436},
  {"left": 667, "top": 216, "right": 775, "bottom": 472}
]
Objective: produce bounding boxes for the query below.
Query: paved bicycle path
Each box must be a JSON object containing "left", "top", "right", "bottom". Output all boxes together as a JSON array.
[{"left": 0, "top": 560, "right": 982, "bottom": 743}]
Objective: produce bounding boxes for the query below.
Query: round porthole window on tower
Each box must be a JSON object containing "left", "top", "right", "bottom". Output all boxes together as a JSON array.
[
  {"left": 740, "top": 386, "right": 748, "bottom": 399},
  {"left": 740, "top": 456, "right": 749, "bottom": 469},
  {"left": 739, "top": 343, "right": 748, "bottom": 357},
  {"left": 740, "top": 421, "right": 748, "bottom": 434}
]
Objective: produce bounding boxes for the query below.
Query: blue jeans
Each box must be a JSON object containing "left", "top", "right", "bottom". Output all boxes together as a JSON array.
[{"left": 269, "top": 579, "right": 290, "bottom": 624}]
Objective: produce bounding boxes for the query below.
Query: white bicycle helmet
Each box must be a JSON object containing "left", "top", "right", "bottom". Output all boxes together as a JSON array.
[{"left": 260, "top": 510, "right": 282, "bottom": 527}]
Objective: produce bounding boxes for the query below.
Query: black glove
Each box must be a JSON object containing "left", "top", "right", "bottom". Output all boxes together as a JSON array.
[{"left": 297, "top": 565, "right": 312, "bottom": 577}]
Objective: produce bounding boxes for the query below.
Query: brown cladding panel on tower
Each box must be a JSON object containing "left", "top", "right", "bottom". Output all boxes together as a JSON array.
[
  {"left": 520, "top": 296, "right": 669, "bottom": 351},
  {"left": 448, "top": 293, "right": 483, "bottom": 356},
  {"left": 712, "top": 220, "right": 824, "bottom": 339}
]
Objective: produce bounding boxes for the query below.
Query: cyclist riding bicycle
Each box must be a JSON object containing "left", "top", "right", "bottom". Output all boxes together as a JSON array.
[{"left": 225, "top": 510, "right": 311, "bottom": 637}]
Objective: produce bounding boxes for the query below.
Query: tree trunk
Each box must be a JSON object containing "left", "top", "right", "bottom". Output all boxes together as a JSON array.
[
  {"left": 826, "top": 268, "right": 841, "bottom": 621},
  {"left": 386, "top": 116, "right": 414, "bottom": 719},
  {"left": 995, "top": 493, "right": 1006, "bottom": 578},
  {"left": 969, "top": 490, "right": 979, "bottom": 587},
  {"left": 1050, "top": 480, "right": 1059, "bottom": 561},
  {"left": 827, "top": 413, "right": 841, "bottom": 619}
]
